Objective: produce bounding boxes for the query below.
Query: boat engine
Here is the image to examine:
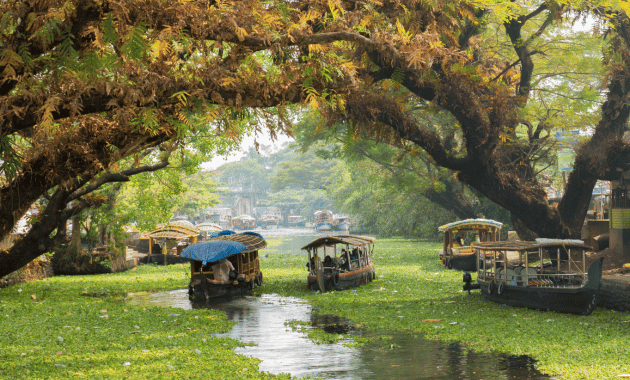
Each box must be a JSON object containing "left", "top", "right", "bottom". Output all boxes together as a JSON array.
[{"left": 462, "top": 272, "right": 480, "bottom": 294}]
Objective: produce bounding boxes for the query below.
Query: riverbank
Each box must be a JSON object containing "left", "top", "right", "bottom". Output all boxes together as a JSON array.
[{"left": 1, "top": 237, "right": 629, "bottom": 379}]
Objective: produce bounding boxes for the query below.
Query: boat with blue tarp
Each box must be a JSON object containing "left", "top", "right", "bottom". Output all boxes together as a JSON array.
[{"left": 182, "top": 230, "right": 266, "bottom": 301}]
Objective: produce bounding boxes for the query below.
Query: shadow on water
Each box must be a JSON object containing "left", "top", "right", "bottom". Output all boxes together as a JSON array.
[{"left": 127, "top": 290, "right": 550, "bottom": 380}]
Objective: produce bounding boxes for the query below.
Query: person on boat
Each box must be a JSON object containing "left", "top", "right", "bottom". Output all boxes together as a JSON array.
[
  {"left": 323, "top": 255, "right": 335, "bottom": 268},
  {"left": 212, "top": 258, "right": 235, "bottom": 281}
]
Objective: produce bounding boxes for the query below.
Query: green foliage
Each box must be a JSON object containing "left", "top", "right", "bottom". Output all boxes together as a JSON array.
[
  {"left": 2, "top": 237, "right": 630, "bottom": 379},
  {"left": 121, "top": 24, "right": 148, "bottom": 61},
  {"left": 270, "top": 149, "right": 338, "bottom": 191},
  {"left": 0, "top": 135, "right": 21, "bottom": 179},
  {"left": 0, "top": 265, "right": 292, "bottom": 380}
]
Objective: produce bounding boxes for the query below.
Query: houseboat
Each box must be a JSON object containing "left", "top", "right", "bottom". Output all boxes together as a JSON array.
[
  {"left": 288, "top": 215, "right": 305, "bottom": 228},
  {"left": 195, "top": 222, "right": 222, "bottom": 240},
  {"left": 205, "top": 208, "right": 233, "bottom": 229},
  {"left": 438, "top": 218, "right": 503, "bottom": 271},
  {"left": 260, "top": 214, "right": 280, "bottom": 229},
  {"left": 333, "top": 215, "right": 352, "bottom": 231},
  {"left": 462, "top": 239, "right": 604, "bottom": 315},
  {"left": 147, "top": 223, "right": 199, "bottom": 258},
  {"left": 303, "top": 235, "right": 376, "bottom": 291},
  {"left": 232, "top": 214, "right": 256, "bottom": 230},
  {"left": 314, "top": 210, "right": 334, "bottom": 232},
  {"left": 182, "top": 231, "right": 266, "bottom": 301}
]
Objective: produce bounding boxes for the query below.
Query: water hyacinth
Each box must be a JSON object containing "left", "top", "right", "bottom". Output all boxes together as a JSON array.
[{"left": 0, "top": 238, "right": 628, "bottom": 379}]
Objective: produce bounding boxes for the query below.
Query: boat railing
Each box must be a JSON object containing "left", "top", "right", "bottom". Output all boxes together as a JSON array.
[
  {"left": 453, "top": 246, "right": 475, "bottom": 255},
  {"left": 490, "top": 267, "right": 587, "bottom": 288}
]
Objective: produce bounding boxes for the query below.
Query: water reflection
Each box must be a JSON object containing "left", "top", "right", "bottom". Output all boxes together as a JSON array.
[
  {"left": 250, "top": 227, "right": 349, "bottom": 255},
  {"left": 127, "top": 291, "right": 549, "bottom": 379}
]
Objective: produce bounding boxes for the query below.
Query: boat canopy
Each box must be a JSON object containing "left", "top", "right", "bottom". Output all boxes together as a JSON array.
[
  {"left": 471, "top": 238, "right": 593, "bottom": 251},
  {"left": 438, "top": 218, "right": 503, "bottom": 233},
  {"left": 181, "top": 241, "right": 247, "bottom": 265},
  {"left": 148, "top": 224, "right": 199, "bottom": 239},
  {"left": 234, "top": 214, "right": 256, "bottom": 221},
  {"left": 301, "top": 235, "right": 376, "bottom": 250},
  {"left": 196, "top": 222, "right": 222, "bottom": 232},
  {"left": 181, "top": 232, "right": 267, "bottom": 265}
]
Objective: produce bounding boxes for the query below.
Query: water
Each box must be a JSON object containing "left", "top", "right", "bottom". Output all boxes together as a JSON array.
[{"left": 127, "top": 291, "right": 549, "bottom": 380}]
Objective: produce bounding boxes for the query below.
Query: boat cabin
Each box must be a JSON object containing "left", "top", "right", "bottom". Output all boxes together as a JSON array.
[
  {"left": 233, "top": 214, "right": 256, "bottom": 230},
  {"left": 145, "top": 224, "right": 199, "bottom": 264},
  {"left": 438, "top": 219, "right": 503, "bottom": 271},
  {"left": 302, "top": 235, "right": 376, "bottom": 291},
  {"left": 463, "top": 239, "right": 604, "bottom": 315},
  {"left": 182, "top": 231, "right": 266, "bottom": 300}
]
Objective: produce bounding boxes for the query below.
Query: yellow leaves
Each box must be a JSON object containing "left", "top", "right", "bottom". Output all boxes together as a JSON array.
[
  {"left": 261, "top": 13, "right": 283, "bottom": 30},
  {"left": 151, "top": 40, "right": 171, "bottom": 58},
  {"left": 171, "top": 91, "right": 190, "bottom": 107},
  {"left": 219, "top": 77, "right": 237, "bottom": 88},
  {"left": 235, "top": 26, "right": 248, "bottom": 42},
  {"left": 328, "top": 0, "right": 345, "bottom": 20},
  {"left": 396, "top": 20, "right": 412, "bottom": 43},
  {"left": 176, "top": 112, "right": 192, "bottom": 128},
  {"left": 499, "top": 132, "right": 509, "bottom": 143},
  {"left": 305, "top": 87, "right": 320, "bottom": 109},
  {"left": 38, "top": 96, "right": 62, "bottom": 133}
]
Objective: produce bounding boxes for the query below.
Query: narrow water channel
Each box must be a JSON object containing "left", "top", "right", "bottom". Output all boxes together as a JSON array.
[{"left": 127, "top": 290, "right": 550, "bottom": 380}]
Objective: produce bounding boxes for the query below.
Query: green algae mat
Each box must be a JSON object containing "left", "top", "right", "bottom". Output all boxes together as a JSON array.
[{"left": 1, "top": 237, "right": 629, "bottom": 379}]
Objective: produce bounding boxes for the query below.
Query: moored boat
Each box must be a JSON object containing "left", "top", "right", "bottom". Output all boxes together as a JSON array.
[
  {"left": 182, "top": 231, "right": 266, "bottom": 301},
  {"left": 288, "top": 215, "right": 305, "bottom": 227},
  {"left": 233, "top": 214, "right": 256, "bottom": 230},
  {"left": 462, "top": 239, "right": 604, "bottom": 315},
  {"left": 303, "top": 235, "right": 376, "bottom": 291},
  {"left": 332, "top": 215, "right": 352, "bottom": 231},
  {"left": 314, "top": 210, "right": 334, "bottom": 232},
  {"left": 438, "top": 218, "right": 503, "bottom": 271},
  {"left": 260, "top": 214, "right": 280, "bottom": 229}
]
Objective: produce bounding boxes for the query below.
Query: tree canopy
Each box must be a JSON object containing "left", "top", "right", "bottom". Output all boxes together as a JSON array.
[{"left": 3, "top": 0, "right": 630, "bottom": 276}]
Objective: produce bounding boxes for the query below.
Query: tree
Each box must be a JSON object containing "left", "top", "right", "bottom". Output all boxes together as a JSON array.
[
  {"left": 309, "top": 2, "right": 628, "bottom": 239},
  {"left": 270, "top": 148, "right": 338, "bottom": 191},
  {"left": 3, "top": 0, "right": 630, "bottom": 278}
]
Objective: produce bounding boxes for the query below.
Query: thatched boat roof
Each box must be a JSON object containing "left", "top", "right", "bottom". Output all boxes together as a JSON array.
[{"left": 301, "top": 235, "right": 376, "bottom": 250}]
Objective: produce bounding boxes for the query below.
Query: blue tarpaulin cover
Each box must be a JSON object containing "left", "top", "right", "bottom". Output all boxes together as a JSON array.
[
  {"left": 241, "top": 231, "right": 264, "bottom": 239},
  {"left": 181, "top": 240, "right": 247, "bottom": 265}
]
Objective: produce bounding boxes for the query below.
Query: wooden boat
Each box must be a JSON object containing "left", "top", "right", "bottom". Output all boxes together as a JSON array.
[
  {"left": 438, "top": 218, "right": 503, "bottom": 271},
  {"left": 332, "top": 215, "right": 352, "bottom": 231},
  {"left": 182, "top": 231, "right": 266, "bottom": 301},
  {"left": 303, "top": 235, "right": 376, "bottom": 291},
  {"left": 232, "top": 214, "right": 256, "bottom": 230},
  {"left": 314, "top": 210, "right": 334, "bottom": 232},
  {"left": 288, "top": 215, "right": 305, "bottom": 227},
  {"left": 145, "top": 224, "right": 199, "bottom": 264},
  {"left": 195, "top": 222, "right": 222, "bottom": 240},
  {"left": 462, "top": 239, "right": 604, "bottom": 315},
  {"left": 260, "top": 214, "right": 280, "bottom": 229}
]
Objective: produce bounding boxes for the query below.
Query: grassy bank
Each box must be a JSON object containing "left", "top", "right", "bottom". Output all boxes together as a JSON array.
[
  {"left": 2, "top": 237, "right": 629, "bottom": 379},
  {"left": 0, "top": 264, "right": 293, "bottom": 379}
]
